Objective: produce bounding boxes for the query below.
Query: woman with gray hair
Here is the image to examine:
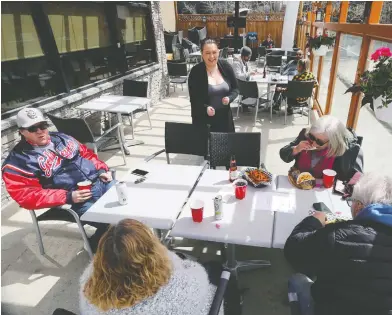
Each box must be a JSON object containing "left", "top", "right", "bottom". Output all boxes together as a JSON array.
[
  {"left": 284, "top": 172, "right": 392, "bottom": 315},
  {"left": 280, "top": 115, "right": 363, "bottom": 181}
]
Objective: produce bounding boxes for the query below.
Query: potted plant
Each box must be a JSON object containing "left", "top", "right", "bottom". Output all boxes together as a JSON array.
[
  {"left": 345, "top": 47, "right": 392, "bottom": 123},
  {"left": 309, "top": 34, "right": 335, "bottom": 56}
]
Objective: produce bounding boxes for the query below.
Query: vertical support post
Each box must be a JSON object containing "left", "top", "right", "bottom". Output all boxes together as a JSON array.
[
  {"left": 369, "top": 1, "right": 383, "bottom": 24},
  {"left": 234, "top": 1, "right": 239, "bottom": 53},
  {"left": 325, "top": 32, "right": 341, "bottom": 114},
  {"left": 315, "top": 56, "right": 324, "bottom": 100},
  {"left": 339, "top": 1, "right": 349, "bottom": 23},
  {"left": 346, "top": 36, "right": 371, "bottom": 129}
]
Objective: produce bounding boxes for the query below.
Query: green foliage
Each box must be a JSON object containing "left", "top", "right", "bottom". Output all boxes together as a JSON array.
[{"left": 309, "top": 35, "right": 335, "bottom": 50}]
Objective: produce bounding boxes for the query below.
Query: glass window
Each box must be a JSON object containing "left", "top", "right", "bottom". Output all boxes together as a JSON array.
[
  {"left": 1, "top": 2, "right": 56, "bottom": 114},
  {"left": 116, "top": 4, "right": 155, "bottom": 70},
  {"left": 43, "top": 2, "right": 119, "bottom": 89},
  {"left": 330, "top": 34, "right": 362, "bottom": 122},
  {"left": 355, "top": 40, "right": 392, "bottom": 175},
  {"left": 380, "top": 1, "right": 392, "bottom": 24}
]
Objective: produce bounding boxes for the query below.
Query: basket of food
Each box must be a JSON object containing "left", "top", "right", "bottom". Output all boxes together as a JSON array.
[
  {"left": 242, "top": 167, "right": 273, "bottom": 188},
  {"left": 288, "top": 167, "right": 316, "bottom": 190}
]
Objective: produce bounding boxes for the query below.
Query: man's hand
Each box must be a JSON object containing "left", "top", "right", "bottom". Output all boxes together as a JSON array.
[
  {"left": 313, "top": 211, "right": 326, "bottom": 226},
  {"left": 99, "top": 172, "right": 113, "bottom": 182},
  {"left": 72, "top": 190, "right": 92, "bottom": 203},
  {"left": 222, "top": 97, "right": 230, "bottom": 105}
]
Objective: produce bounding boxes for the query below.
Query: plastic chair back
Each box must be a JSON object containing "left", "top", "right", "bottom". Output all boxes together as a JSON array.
[
  {"left": 286, "top": 80, "right": 314, "bottom": 99},
  {"left": 123, "top": 79, "right": 148, "bottom": 98},
  {"left": 167, "top": 62, "right": 188, "bottom": 77},
  {"left": 209, "top": 132, "right": 261, "bottom": 168},
  {"left": 47, "top": 114, "right": 95, "bottom": 143},
  {"left": 238, "top": 79, "right": 259, "bottom": 99}
]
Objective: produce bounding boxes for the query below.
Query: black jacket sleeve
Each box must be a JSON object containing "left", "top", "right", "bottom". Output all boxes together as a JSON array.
[
  {"left": 279, "top": 128, "right": 307, "bottom": 163},
  {"left": 284, "top": 216, "right": 331, "bottom": 276},
  {"left": 188, "top": 65, "right": 207, "bottom": 122}
]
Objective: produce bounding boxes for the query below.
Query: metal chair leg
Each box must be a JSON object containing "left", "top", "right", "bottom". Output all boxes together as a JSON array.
[
  {"left": 93, "top": 143, "right": 98, "bottom": 156},
  {"left": 284, "top": 99, "right": 288, "bottom": 125},
  {"left": 130, "top": 114, "right": 135, "bottom": 139},
  {"left": 166, "top": 153, "right": 171, "bottom": 164},
  {"left": 62, "top": 208, "right": 93, "bottom": 259},
  {"left": 146, "top": 105, "right": 152, "bottom": 129},
  {"left": 236, "top": 96, "right": 242, "bottom": 120},
  {"left": 254, "top": 98, "right": 259, "bottom": 126},
  {"left": 117, "top": 127, "right": 127, "bottom": 165},
  {"left": 29, "top": 211, "right": 45, "bottom": 255}
]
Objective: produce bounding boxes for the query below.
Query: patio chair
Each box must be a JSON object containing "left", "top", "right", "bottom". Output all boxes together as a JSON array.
[
  {"left": 286, "top": 55, "right": 297, "bottom": 65},
  {"left": 219, "top": 47, "right": 229, "bottom": 59},
  {"left": 167, "top": 62, "right": 188, "bottom": 92},
  {"left": 46, "top": 114, "right": 126, "bottom": 165},
  {"left": 29, "top": 204, "right": 93, "bottom": 259},
  {"left": 265, "top": 55, "right": 283, "bottom": 73},
  {"left": 122, "top": 79, "right": 153, "bottom": 133},
  {"left": 219, "top": 38, "right": 230, "bottom": 49},
  {"left": 282, "top": 80, "right": 315, "bottom": 125},
  {"left": 287, "top": 50, "right": 298, "bottom": 57},
  {"left": 257, "top": 46, "right": 267, "bottom": 66},
  {"left": 145, "top": 122, "right": 209, "bottom": 164},
  {"left": 209, "top": 132, "right": 261, "bottom": 169},
  {"left": 269, "top": 50, "right": 285, "bottom": 56},
  {"left": 237, "top": 79, "right": 269, "bottom": 125}
]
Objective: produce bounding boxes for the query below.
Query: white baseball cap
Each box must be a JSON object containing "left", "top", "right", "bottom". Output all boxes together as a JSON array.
[{"left": 16, "top": 108, "right": 47, "bottom": 128}]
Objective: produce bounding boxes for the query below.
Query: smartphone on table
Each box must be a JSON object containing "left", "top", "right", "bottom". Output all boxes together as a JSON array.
[
  {"left": 313, "top": 202, "right": 333, "bottom": 215},
  {"left": 131, "top": 169, "right": 149, "bottom": 177}
]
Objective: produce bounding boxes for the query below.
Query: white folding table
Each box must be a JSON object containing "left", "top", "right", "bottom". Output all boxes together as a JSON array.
[
  {"left": 251, "top": 74, "right": 290, "bottom": 121},
  {"left": 80, "top": 163, "right": 205, "bottom": 230},
  {"left": 272, "top": 175, "right": 352, "bottom": 249},
  {"left": 171, "top": 169, "right": 284, "bottom": 275},
  {"left": 77, "top": 95, "right": 152, "bottom": 155}
]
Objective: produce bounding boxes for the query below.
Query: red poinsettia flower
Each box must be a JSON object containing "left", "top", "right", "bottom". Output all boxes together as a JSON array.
[
  {"left": 371, "top": 47, "right": 392, "bottom": 61},
  {"left": 379, "top": 47, "right": 392, "bottom": 58}
]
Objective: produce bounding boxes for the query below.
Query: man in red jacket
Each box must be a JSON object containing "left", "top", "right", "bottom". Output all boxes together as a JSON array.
[{"left": 2, "top": 108, "right": 115, "bottom": 250}]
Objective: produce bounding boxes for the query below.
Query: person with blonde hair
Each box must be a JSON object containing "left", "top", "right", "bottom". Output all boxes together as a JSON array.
[
  {"left": 280, "top": 115, "right": 363, "bottom": 181},
  {"left": 79, "top": 219, "right": 221, "bottom": 315},
  {"left": 284, "top": 172, "right": 392, "bottom": 315}
]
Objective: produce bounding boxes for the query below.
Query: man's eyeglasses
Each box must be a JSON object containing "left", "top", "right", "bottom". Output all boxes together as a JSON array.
[
  {"left": 308, "top": 133, "right": 328, "bottom": 146},
  {"left": 22, "top": 122, "right": 49, "bottom": 133}
]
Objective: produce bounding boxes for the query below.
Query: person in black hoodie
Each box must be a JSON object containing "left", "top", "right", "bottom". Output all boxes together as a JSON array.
[
  {"left": 284, "top": 172, "right": 392, "bottom": 315},
  {"left": 188, "top": 38, "right": 239, "bottom": 132}
]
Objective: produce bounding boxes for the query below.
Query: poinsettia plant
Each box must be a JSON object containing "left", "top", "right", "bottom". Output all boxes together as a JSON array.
[
  {"left": 308, "top": 34, "right": 336, "bottom": 50},
  {"left": 345, "top": 47, "right": 392, "bottom": 109}
]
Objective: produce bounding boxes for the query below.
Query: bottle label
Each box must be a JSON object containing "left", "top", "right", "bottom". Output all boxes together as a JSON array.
[{"left": 230, "top": 170, "right": 238, "bottom": 181}]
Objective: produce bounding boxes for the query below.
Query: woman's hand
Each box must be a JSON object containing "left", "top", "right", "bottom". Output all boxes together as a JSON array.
[
  {"left": 207, "top": 106, "right": 215, "bottom": 117},
  {"left": 222, "top": 97, "right": 230, "bottom": 105},
  {"left": 293, "top": 140, "right": 313, "bottom": 155}
]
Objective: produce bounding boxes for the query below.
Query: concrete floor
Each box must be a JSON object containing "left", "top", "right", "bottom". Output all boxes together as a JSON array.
[{"left": 2, "top": 73, "right": 391, "bottom": 315}]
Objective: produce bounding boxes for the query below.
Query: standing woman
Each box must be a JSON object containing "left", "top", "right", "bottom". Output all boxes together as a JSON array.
[{"left": 188, "top": 38, "right": 239, "bottom": 132}]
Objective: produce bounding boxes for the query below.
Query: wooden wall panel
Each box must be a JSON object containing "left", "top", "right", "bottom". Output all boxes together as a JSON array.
[{"left": 177, "top": 14, "right": 284, "bottom": 47}]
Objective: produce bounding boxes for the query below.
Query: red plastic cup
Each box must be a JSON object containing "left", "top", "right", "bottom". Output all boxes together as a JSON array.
[
  {"left": 77, "top": 180, "right": 92, "bottom": 191},
  {"left": 190, "top": 199, "right": 204, "bottom": 223},
  {"left": 323, "top": 169, "right": 337, "bottom": 188},
  {"left": 234, "top": 179, "right": 248, "bottom": 200}
]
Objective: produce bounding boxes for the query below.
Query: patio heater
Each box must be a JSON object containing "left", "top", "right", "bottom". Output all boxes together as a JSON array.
[{"left": 233, "top": 1, "right": 240, "bottom": 54}]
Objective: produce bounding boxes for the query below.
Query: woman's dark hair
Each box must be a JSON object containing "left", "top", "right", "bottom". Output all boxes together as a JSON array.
[{"left": 200, "top": 38, "right": 218, "bottom": 51}]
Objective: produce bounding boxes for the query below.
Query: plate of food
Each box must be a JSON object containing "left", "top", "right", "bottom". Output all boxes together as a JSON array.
[
  {"left": 242, "top": 167, "right": 273, "bottom": 188},
  {"left": 288, "top": 167, "right": 316, "bottom": 190}
]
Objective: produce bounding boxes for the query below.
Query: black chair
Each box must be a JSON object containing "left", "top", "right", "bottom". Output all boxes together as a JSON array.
[
  {"left": 46, "top": 114, "right": 126, "bottom": 164},
  {"left": 28, "top": 204, "right": 93, "bottom": 259},
  {"left": 286, "top": 50, "right": 298, "bottom": 57},
  {"left": 123, "top": 79, "right": 153, "bottom": 132},
  {"left": 283, "top": 80, "right": 315, "bottom": 125},
  {"left": 269, "top": 50, "right": 285, "bottom": 56},
  {"left": 237, "top": 79, "right": 269, "bottom": 125},
  {"left": 286, "top": 55, "right": 297, "bottom": 64},
  {"left": 167, "top": 62, "right": 188, "bottom": 92},
  {"left": 257, "top": 46, "right": 267, "bottom": 66},
  {"left": 145, "top": 122, "right": 208, "bottom": 164},
  {"left": 209, "top": 132, "right": 261, "bottom": 169},
  {"left": 219, "top": 38, "right": 230, "bottom": 49},
  {"left": 52, "top": 309, "right": 77, "bottom": 315},
  {"left": 266, "top": 55, "right": 283, "bottom": 73}
]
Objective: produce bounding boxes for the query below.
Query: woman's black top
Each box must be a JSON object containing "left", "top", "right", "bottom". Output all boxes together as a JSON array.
[{"left": 188, "top": 59, "right": 239, "bottom": 132}]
